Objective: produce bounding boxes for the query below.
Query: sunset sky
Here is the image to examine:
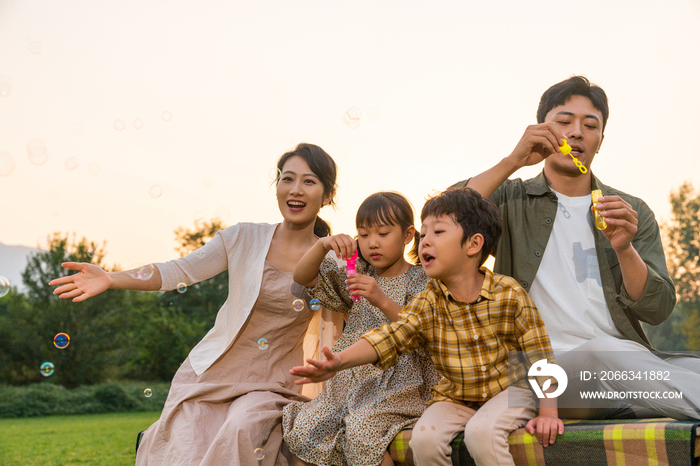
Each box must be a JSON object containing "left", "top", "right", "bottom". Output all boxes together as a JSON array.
[{"left": 1, "top": 0, "right": 699, "bottom": 274}]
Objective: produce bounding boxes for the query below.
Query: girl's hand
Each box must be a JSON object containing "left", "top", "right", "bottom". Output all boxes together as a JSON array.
[
  {"left": 345, "top": 274, "right": 387, "bottom": 308},
  {"left": 319, "top": 234, "right": 356, "bottom": 260},
  {"left": 290, "top": 346, "right": 341, "bottom": 384},
  {"left": 526, "top": 414, "right": 564, "bottom": 447},
  {"left": 48, "top": 262, "right": 112, "bottom": 302}
]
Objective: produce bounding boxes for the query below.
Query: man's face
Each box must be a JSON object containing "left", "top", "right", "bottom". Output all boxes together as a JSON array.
[{"left": 544, "top": 95, "right": 605, "bottom": 176}]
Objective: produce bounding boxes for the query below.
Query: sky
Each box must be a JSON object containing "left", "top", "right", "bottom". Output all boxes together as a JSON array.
[{"left": 1, "top": 0, "right": 699, "bottom": 274}]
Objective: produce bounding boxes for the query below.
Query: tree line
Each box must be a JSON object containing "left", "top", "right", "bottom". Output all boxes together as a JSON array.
[{"left": 1, "top": 182, "right": 699, "bottom": 388}]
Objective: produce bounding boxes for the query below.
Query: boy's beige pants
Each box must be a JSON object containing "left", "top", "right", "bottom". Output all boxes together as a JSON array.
[{"left": 409, "top": 387, "right": 537, "bottom": 466}]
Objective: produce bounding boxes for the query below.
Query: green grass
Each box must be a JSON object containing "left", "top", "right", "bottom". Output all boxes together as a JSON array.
[{"left": 0, "top": 411, "right": 160, "bottom": 465}]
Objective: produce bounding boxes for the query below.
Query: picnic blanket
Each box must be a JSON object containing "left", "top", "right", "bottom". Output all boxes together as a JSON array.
[{"left": 389, "top": 419, "right": 700, "bottom": 466}]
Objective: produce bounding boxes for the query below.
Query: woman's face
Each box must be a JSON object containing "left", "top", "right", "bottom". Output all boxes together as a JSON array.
[{"left": 276, "top": 156, "right": 330, "bottom": 228}]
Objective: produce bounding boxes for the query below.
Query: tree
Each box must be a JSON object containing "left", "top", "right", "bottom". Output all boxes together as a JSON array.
[
  {"left": 653, "top": 181, "right": 700, "bottom": 350},
  {"left": 18, "top": 233, "right": 136, "bottom": 387}
]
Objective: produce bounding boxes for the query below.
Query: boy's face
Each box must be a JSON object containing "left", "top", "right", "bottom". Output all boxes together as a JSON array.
[
  {"left": 544, "top": 95, "right": 605, "bottom": 175},
  {"left": 419, "top": 215, "right": 467, "bottom": 281}
]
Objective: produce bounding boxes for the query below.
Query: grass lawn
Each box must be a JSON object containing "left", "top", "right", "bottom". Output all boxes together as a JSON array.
[{"left": 0, "top": 411, "right": 160, "bottom": 465}]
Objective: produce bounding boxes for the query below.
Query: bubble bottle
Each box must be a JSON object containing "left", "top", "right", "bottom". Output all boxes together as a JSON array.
[
  {"left": 346, "top": 251, "right": 361, "bottom": 303},
  {"left": 591, "top": 189, "right": 608, "bottom": 230}
]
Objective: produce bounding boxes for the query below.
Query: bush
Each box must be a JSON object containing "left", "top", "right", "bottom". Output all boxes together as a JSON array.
[{"left": 0, "top": 381, "right": 170, "bottom": 418}]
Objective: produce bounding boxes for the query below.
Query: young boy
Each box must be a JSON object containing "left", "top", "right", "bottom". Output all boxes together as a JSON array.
[{"left": 291, "top": 187, "right": 564, "bottom": 466}]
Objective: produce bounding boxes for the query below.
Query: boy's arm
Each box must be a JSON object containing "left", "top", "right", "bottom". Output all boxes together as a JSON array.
[
  {"left": 526, "top": 395, "right": 564, "bottom": 447},
  {"left": 457, "top": 123, "right": 565, "bottom": 198},
  {"left": 293, "top": 234, "right": 355, "bottom": 288},
  {"left": 290, "top": 340, "right": 378, "bottom": 384}
]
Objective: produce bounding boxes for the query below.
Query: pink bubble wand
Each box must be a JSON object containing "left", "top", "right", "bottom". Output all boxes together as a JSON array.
[{"left": 346, "top": 251, "right": 361, "bottom": 303}]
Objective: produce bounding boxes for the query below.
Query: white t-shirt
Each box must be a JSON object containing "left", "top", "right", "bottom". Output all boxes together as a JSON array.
[{"left": 528, "top": 189, "right": 624, "bottom": 352}]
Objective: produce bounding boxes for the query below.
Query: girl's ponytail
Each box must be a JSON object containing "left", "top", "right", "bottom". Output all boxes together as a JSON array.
[{"left": 408, "top": 229, "right": 421, "bottom": 265}]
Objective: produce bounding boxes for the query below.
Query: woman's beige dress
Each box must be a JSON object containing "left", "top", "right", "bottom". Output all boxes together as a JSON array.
[{"left": 136, "top": 261, "right": 315, "bottom": 465}]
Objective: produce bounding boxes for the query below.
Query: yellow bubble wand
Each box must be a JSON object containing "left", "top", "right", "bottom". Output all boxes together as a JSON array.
[{"left": 559, "top": 138, "right": 587, "bottom": 174}]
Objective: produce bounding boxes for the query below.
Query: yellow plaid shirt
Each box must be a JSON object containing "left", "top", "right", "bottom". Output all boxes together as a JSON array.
[{"left": 362, "top": 267, "right": 554, "bottom": 406}]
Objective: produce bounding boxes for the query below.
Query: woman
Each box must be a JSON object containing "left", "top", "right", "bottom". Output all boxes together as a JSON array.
[{"left": 50, "top": 143, "right": 339, "bottom": 465}]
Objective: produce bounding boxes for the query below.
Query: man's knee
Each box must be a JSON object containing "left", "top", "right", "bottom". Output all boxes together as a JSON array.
[{"left": 409, "top": 424, "right": 450, "bottom": 459}]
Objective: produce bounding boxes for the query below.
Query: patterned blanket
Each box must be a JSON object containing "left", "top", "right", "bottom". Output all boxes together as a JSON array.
[{"left": 389, "top": 419, "right": 700, "bottom": 466}]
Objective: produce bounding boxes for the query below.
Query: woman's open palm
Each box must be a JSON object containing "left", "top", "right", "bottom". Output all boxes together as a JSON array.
[{"left": 49, "top": 262, "right": 111, "bottom": 302}]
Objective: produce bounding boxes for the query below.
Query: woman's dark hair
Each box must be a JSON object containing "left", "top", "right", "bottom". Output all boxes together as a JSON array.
[
  {"left": 276, "top": 143, "right": 337, "bottom": 237},
  {"left": 355, "top": 191, "right": 420, "bottom": 265},
  {"left": 536, "top": 75, "right": 609, "bottom": 132},
  {"left": 421, "top": 187, "right": 502, "bottom": 266}
]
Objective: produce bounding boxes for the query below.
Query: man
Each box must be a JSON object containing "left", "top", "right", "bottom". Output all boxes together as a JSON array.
[{"left": 454, "top": 75, "right": 700, "bottom": 420}]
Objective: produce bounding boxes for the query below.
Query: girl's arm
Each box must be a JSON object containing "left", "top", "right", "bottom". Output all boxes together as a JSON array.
[{"left": 293, "top": 234, "right": 356, "bottom": 288}]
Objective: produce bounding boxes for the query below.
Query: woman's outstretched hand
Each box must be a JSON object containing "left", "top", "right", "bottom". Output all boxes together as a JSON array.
[
  {"left": 290, "top": 345, "right": 341, "bottom": 384},
  {"left": 48, "top": 262, "right": 111, "bottom": 302}
]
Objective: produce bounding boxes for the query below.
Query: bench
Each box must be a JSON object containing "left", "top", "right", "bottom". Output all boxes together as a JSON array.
[{"left": 389, "top": 419, "right": 700, "bottom": 466}]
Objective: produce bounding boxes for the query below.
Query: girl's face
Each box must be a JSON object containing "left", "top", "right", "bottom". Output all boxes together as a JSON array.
[
  {"left": 357, "top": 222, "right": 414, "bottom": 276},
  {"left": 276, "top": 156, "right": 330, "bottom": 229}
]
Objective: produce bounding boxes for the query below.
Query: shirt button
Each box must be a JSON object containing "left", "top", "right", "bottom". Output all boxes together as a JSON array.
[
  {"left": 534, "top": 251, "right": 541, "bottom": 257},
  {"left": 481, "top": 366, "right": 487, "bottom": 372},
  {"left": 521, "top": 281, "right": 528, "bottom": 288},
  {"left": 545, "top": 217, "right": 553, "bottom": 224},
  {"left": 482, "top": 392, "right": 488, "bottom": 398},
  {"left": 474, "top": 334, "right": 479, "bottom": 340}
]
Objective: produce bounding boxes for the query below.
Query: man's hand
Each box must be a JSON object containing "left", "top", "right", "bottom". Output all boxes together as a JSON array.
[
  {"left": 508, "top": 122, "right": 566, "bottom": 169},
  {"left": 525, "top": 414, "right": 564, "bottom": 447},
  {"left": 290, "top": 346, "right": 341, "bottom": 384},
  {"left": 592, "top": 195, "right": 638, "bottom": 252}
]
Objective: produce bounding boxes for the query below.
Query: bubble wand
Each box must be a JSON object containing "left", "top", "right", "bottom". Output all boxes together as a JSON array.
[
  {"left": 559, "top": 138, "right": 587, "bottom": 174},
  {"left": 346, "top": 250, "right": 361, "bottom": 303}
]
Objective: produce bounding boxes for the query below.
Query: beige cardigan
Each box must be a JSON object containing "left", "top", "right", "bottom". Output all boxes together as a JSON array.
[{"left": 155, "top": 222, "right": 342, "bottom": 393}]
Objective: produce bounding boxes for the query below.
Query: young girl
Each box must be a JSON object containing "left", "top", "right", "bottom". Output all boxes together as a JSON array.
[{"left": 283, "top": 192, "right": 440, "bottom": 466}]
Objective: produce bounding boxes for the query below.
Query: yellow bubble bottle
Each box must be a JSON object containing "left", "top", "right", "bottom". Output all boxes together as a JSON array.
[{"left": 591, "top": 189, "right": 607, "bottom": 230}]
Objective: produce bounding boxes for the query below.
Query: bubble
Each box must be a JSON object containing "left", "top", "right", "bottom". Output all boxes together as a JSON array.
[
  {"left": 161, "top": 111, "right": 172, "bottom": 121},
  {"left": 367, "top": 107, "right": 381, "bottom": 121},
  {"left": 193, "top": 211, "right": 206, "bottom": 222},
  {"left": 72, "top": 124, "right": 84, "bottom": 135},
  {"left": 133, "top": 118, "right": 144, "bottom": 129},
  {"left": 342, "top": 107, "right": 361, "bottom": 129},
  {"left": 0, "top": 78, "right": 11, "bottom": 97},
  {"left": 202, "top": 177, "right": 214, "bottom": 189},
  {"left": 309, "top": 299, "right": 321, "bottom": 311},
  {"left": 27, "top": 139, "right": 48, "bottom": 165},
  {"left": 253, "top": 448, "right": 265, "bottom": 460},
  {"left": 128, "top": 264, "right": 155, "bottom": 281},
  {"left": 0, "top": 276, "right": 10, "bottom": 298},
  {"left": 196, "top": 249, "right": 206, "bottom": 259},
  {"left": 144, "top": 388, "right": 152, "bottom": 398},
  {"left": 268, "top": 167, "right": 281, "bottom": 182},
  {"left": 64, "top": 157, "right": 80, "bottom": 171},
  {"left": 53, "top": 333, "right": 70, "bottom": 349},
  {"left": 113, "top": 119, "right": 126, "bottom": 131},
  {"left": 36, "top": 236, "right": 50, "bottom": 250},
  {"left": 257, "top": 338, "right": 268, "bottom": 350},
  {"left": 292, "top": 299, "right": 305, "bottom": 312},
  {"left": 88, "top": 248, "right": 96, "bottom": 258},
  {"left": 87, "top": 163, "right": 100, "bottom": 176},
  {"left": 176, "top": 283, "right": 187, "bottom": 294},
  {"left": 29, "top": 41, "right": 42, "bottom": 54},
  {"left": 0, "top": 152, "right": 16, "bottom": 177},
  {"left": 149, "top": 185, "right": 163, "bottom": 198},
  {"left": 40, "top": 362, "right": 54, "bottom": 377},
  {"left": 193, "top": 211, "right": 206, "bottom": 231},
  {"left": 214, "top": 206, "right": 231, "bottom": 222}
]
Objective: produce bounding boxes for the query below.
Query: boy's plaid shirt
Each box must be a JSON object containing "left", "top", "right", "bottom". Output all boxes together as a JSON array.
[{"left": 362, "top": 267, "right": 554, "bottom": 406}]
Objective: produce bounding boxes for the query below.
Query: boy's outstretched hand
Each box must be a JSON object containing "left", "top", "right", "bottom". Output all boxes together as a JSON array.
[
  {"left": 290, "top": 346, "right": 341, "bottom": 384},
  {"left": 526, "top": 414, "right": 564, "bottom": 447}
]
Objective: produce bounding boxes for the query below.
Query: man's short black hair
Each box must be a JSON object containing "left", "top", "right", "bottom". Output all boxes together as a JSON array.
[
  {"left": 421, "top": 187, "right": 502, "bottom": 266},
  {"left": 537, "top": 76, "right": 609, "bottom": 132}
]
